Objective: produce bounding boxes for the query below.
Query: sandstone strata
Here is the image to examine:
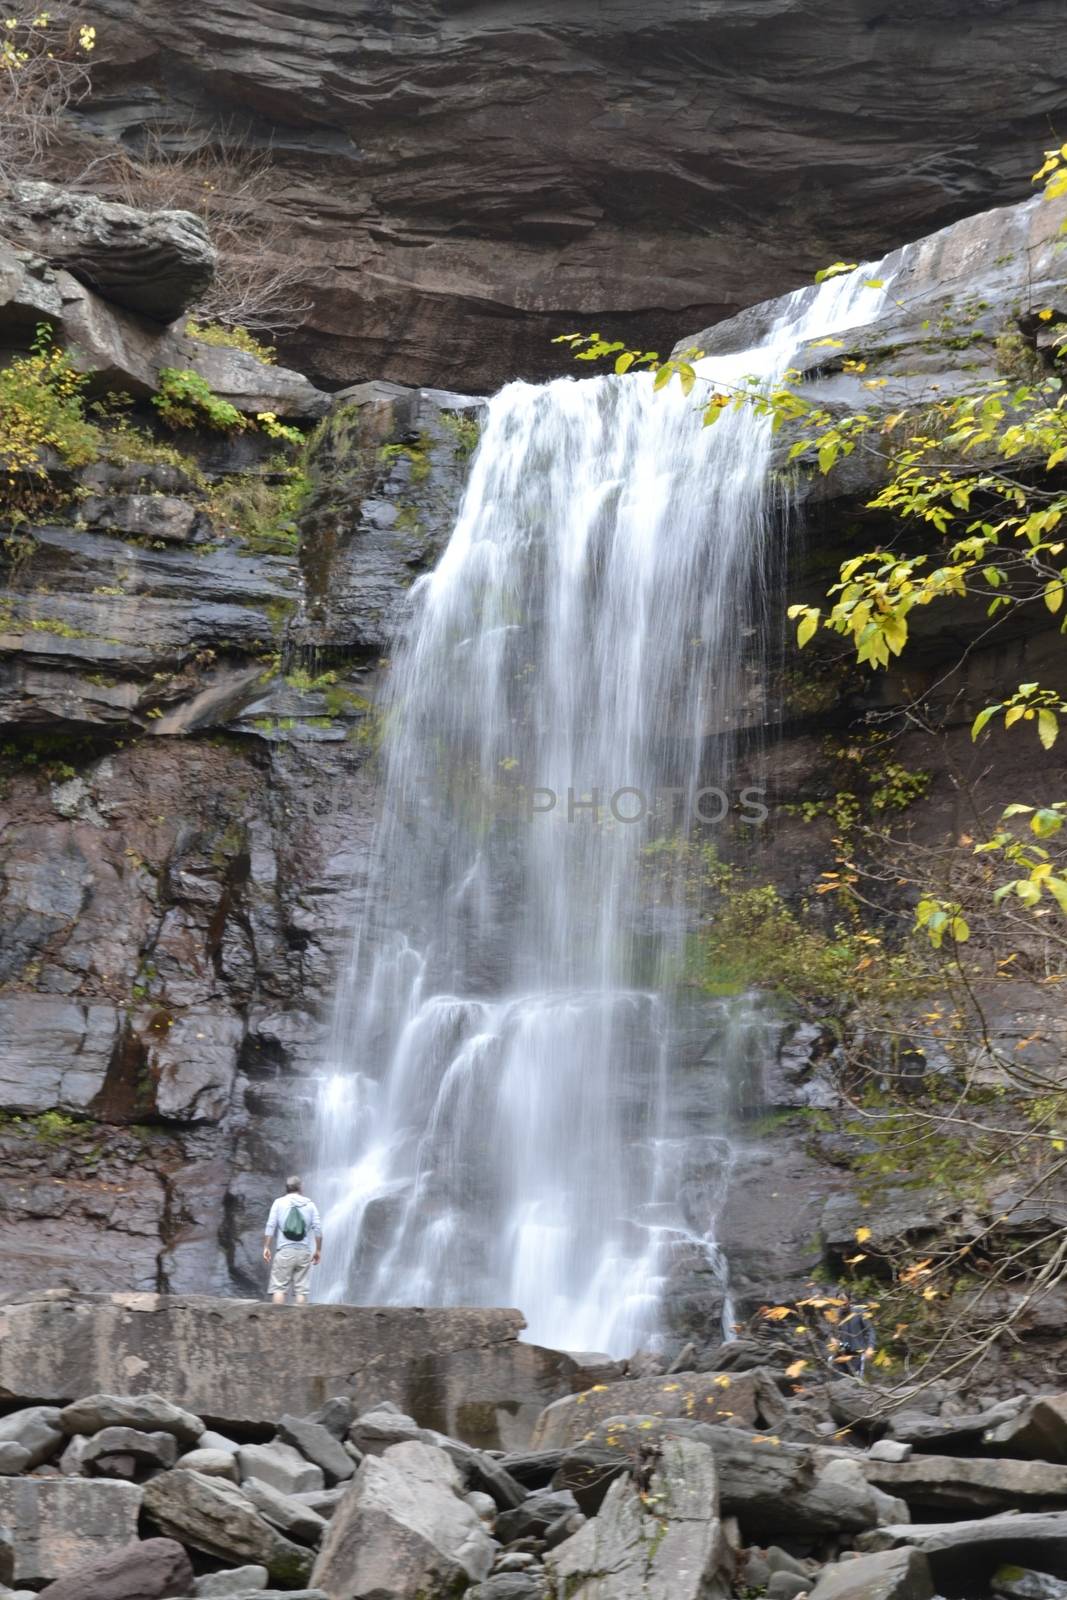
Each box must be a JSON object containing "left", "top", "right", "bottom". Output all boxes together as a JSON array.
[{"left": 77, "top": 0, "right": 1067, "bottom": 390}]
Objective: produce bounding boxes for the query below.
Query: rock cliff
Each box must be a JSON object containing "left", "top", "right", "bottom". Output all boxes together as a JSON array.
[
  {"left": 79, "top": 0, "right": 1067, "bottom": 390},
  {"left": 4, "top": 178, "right": 1067, "bottom": 1369}
]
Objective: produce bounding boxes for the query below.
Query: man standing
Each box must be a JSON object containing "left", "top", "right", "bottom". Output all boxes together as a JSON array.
[{"left": 263, "top": 1176, "right": 322, "bottom": 1305}]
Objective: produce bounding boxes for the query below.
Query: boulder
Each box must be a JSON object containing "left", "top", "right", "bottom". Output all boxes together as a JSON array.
[
  {"left": 175, "top": 1448, "right": 239, "bottom": 1480},
  {"left": 987, "top": 1396, "right": 1067, "bottom": 1462},
  {"left": 290, "top": 1486, "right": 348, "bottom": 1519},
  {"left": 545, "top": 1434, "right": 728, "bottom": 1600},
  {"left": 237, "top": 1442, "right": 324, "bottom": 1497},
  {"left": 163, "top": 333, "right": 331, "bottom": 420},
  {"left": 887, "top": 1398, "right": 1022, "bottom": 1450},
  {"left": 83, "top": 1428, "right": 178, "bottom": 1473},
  {"left": 556, "top": 1417, "right": 879, "bottom": 1537},
  {"left": 809, "top": 1549, "right": 935, "bottom": 1600},
  {"left": 0, "top": 1295, "right": 577, "bottom": 1447},
  {"left": 863, "top": 1453, "right": 1067, "bottom": 1517},
  {"left": 993, "top": 1569, "right": 1067, "bottom": 1598},
  {"left": 0, "top": 1406, "right": 64, "bottom": 1468},
  {"left": 34, "top": 1535, "right": 193, "bottom": 1600},
  {"left": 0, "top": 182, "right": 215, "bottom": 322},
  {"left": 0, "top": 1478, "right": 142, "bottom": 1587},
  {"left": 348, "top": 1407, "right": 426, "bottom": 1456},
  {"left": 494, "top": 1488, "right": 579, "bottom": 1543},
  {"left": 60, "top": 1394, "right": 203, "bottom": 1447},
  {"left": 468, "top": 1578, "right": 544, "bottom": 1600},
  {"left": 858, "top": 1512, "right": 1067, "bottom": 1584},
  {"left": 240, "top": 1477, "right": 327, "bottom": 1544},
  {"left": 312, "top": 1440, "right": 494, "bottom": 1598},
  {"left": 499, "top": 1449, "right": 564, "bottom": 1489},
  {"left": 192, "top": 1568, "right": 269, "bottom": 1597},
  {"left": 141, "top": 1470, "right": 313, "bottom": 1588},
  {"left": 530, "top": 1368, "right": 771, "bottom": 1448},
  {"left": 276, "top": 1416, "right": 354, "bottom": 1483},
  {"left": 869, "top": 1441, "right": 913, "bottom": 1463},
  {"left": 0, "top": 1443, "right": 30, "bottom": 1475},
  {"left": 305, "top": 1399, "right": 354, "bottom": 1440}
]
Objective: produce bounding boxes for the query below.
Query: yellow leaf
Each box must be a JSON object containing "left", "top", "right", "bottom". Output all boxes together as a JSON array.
[
  {"left": 854, "top": 1226, "right": 872, "bottom": 1243},
  {"left": 844, "top": 1252, "right": 867, "bottom": 1265},
  {"left": 785, "top": 1359, "right": 808, "bottom": 1378},
  {"left": 1039, "top": 308, "right": 1055, "bottom": 321}
]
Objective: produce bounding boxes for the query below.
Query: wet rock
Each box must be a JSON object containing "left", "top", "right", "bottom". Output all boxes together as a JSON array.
[
  {"left": 294, "top": 386, "right": 483, "bottom": 658},
  {"left": 0, "top": 999, "right": 119, "bottom": 1113},
  {"left": 236, "top": 1443, "right": 324, "bottom": 1497},
  {"left": 0, "top": 1478, "right": 142, "bottom": 1587},
  {"left": 0, "top": 1407, "right": 64, "bottom": 1469},
  {"left": 863, "top": 1453, "right": 1067, "bottom": 1517},
  {"left": 239, "top": 1477, "right": 327, "bottom": 1545},
  {"left": 311, "top": 1440, "right": 494, "bottom": 1598},
  {"left": 987, "top": 1395, "right": 1067, "bottom": 1462},
  {"left": 34, "top": 1535, "right": 193, "bottom": 1600},
  {"left": 80, "top": 495, "right": 202, "bottom": 545},
  {"left": 545, "top": 1434, "right": 727, "bottom": 1600},
  {"left": 141, "top": 1470, "right": 313, "bottom": 1587},
  {"left": 276, "top": 1416, "right": 354, "bottom": 1483},
  {"left": 83, "top": 1428, "right": 179, "bottom": 1474},
  {"left": 60, "top": 1395, "right": 204, "bottom": 1447},
  {"left": 0, "top": 182, "right": 215, "bottom": 322},
  {"left": 809, "top": 1547, "right": 935, "bottom": 1600}
]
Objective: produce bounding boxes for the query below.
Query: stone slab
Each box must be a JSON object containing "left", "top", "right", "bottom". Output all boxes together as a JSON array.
[
  {"left": 0, "top": 1293, "right": 581, "bottom": 1447},
  {"left": 0, "top": 1477, "right": 142, "bottom": 1587}
]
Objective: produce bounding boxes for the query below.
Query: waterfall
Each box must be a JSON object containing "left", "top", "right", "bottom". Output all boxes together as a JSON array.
[{"left": 313, "top": 263, "right": 889, "bottom": 1355}]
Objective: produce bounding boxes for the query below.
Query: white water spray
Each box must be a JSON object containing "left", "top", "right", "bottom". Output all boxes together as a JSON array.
[{"left": 313, "top": 262, "right": 889, "bottom": 1354}]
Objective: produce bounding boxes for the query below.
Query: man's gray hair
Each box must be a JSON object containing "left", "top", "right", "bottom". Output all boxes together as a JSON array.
[{"left": 285, "top": 1174, "right": 302, "bottom": 1192}]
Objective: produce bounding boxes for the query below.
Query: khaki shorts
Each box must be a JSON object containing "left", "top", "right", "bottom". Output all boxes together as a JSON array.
[{"left": 269, "top": 1243, "right": 313, "bottom": 1296}]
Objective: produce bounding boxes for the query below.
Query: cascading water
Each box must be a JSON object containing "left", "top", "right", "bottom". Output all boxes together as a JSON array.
[{"left": 313, "top": 262, "right": 890, "bottom": 1355}]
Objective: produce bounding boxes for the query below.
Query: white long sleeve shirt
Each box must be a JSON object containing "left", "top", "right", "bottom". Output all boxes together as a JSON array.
[{"left": 264, "top": 1193, "right": 322, "bottom": 1253}]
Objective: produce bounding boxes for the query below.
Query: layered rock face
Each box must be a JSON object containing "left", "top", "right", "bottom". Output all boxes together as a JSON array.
[
  {"left": 0, "top": 188, "right": 481, "bottom": 1295},
  {"left": 82, "top": 0, "right": 1067, "bottom": 390}
]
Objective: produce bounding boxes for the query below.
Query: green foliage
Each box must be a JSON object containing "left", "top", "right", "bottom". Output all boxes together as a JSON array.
[
  {"left": 208, "top": 460, "right": 310, "bottom": 554},
  {"left": 153, "top": 368, "right": 246, "bottom": 433},
  {"left": 0, "top": 323, "right": 101, "bottom": 515},
  {"left": 438, "top": 409, "right": 481, "bottom": 458},
  {"left": 691, "top": 872, "right": 925, "bottom": 1010},
  {"left": 185, "top": 319, "right": 277, "bottom": 364}
]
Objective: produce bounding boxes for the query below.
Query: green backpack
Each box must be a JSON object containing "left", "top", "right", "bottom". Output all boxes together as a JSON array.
[{"left": 282, "top": 1202, "right": 308, "bottom": 1242}]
